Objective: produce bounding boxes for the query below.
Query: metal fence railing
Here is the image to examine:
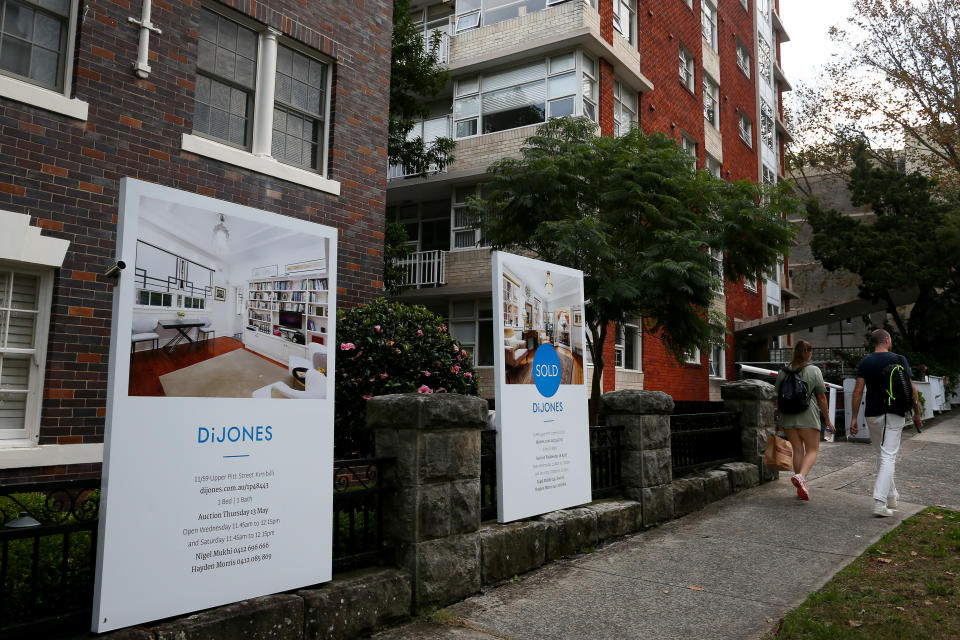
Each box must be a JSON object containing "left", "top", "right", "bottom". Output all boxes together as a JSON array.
[
  {"left": 589, "top": 425, "right": 623, "bottom": 498},
  {"left": 332, "top": 458, "right": 394, "bottom": 573},
  {"left": 670, "top": 412, "right": 742, "bottom": 476},
  {"left": 480, "top": 430, "right": 498, "bottom": 521},
  {"left": 393, "top": 249, "right": 446, "bottom": 289}
]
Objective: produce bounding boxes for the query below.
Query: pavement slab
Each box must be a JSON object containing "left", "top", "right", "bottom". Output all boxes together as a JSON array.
[{"left": 371, "top": 411, "right": 960, "bottom": 640}]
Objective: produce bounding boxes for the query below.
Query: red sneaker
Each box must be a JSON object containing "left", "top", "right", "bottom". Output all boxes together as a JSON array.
[{"left": 791, "top": 474, "right": 809, "bottom": 501}]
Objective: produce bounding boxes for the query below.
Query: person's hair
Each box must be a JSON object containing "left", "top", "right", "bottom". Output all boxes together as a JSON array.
[
  {"left": 871, "top": 329, "right": 891, "bottom": 347},
  {"left": 789, "top": 340, "right": 813, "bottom": 370}
]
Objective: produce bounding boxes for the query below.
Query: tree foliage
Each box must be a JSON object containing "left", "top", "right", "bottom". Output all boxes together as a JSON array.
[
  {"left": 389, "top": 0, "right": 455, "bottom": 176},
  {"left": 806, "top": 144, "right": 960, "bottom": 377},
  {"left": 383, "top": 221, "right": 412, "bottom": 295},
  {"left": 471, "top": 118, "right": 797, "bottom": 412},
  {"left": 789, "top": 0, "right": 960, "bottom": 190}
]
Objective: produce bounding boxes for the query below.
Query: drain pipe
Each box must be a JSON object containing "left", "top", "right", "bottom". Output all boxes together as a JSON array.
[{"left": 129, "top": 0, "right": 162, "bottom": 79}]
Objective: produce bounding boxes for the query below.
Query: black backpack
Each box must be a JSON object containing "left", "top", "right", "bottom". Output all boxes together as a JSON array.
[
  {"left": 777, "top": 365, "right": 810, "bottom": 414},
  {"left": 881, "top": 355, "right": 913, "bottom": 416}
]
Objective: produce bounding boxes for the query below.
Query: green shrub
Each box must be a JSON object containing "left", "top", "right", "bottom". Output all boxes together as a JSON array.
[{"left": 334, "top": 298, "right": 479, "bottom": 456}]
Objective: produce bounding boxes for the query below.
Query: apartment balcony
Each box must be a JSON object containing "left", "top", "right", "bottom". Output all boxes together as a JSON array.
[
  {"left": 775, "top": 114, "right": 794, "bottom": 143},
  {"left": 771, "top": 9, "right": 791, "bottom": 43},
  {"left": 395, "top": 250, "right": 446, "bottom": 288},
  {"left": 774, "top": 60, "right": 792, "bottom": 92},
  {"left": 447, "top": 0, "right": 652, "bottom": 94},
  {"left": 387, "top": 115, "right": 453, "bottom": 181}
]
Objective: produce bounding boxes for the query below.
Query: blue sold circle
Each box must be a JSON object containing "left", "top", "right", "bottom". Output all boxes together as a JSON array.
[{"left": 532, "top": 344, "right": 562, "bottom": 398}]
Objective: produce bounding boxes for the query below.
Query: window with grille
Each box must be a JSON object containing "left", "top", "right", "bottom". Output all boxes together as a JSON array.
[
  {"left": 452, "top": 185, "right": 487, "bottom": 249},
  {"left": 736, "top": 40, "right": 751, "bottom": 77},
  {"left": 0, "top": 267, "right": 50, "bottom": 441},
  {"left": 709, "top": 247, "right": 724, "bottom": 295},
  {"left": 703, "top": 75, "right": 719, "bottom": 128},
  {"left": 679, "top": 44, "right": 695, "bottom": 91},
  {"left": 760, "top": 100, "right": 774, "bottom": 150},
  {"left": 739, "top": 111, "right": 752, "bottom": 147},
  {"left": 701, "top": 0, "right": 717, "bottom": 51},
  {"left": 272, "top": 45, "right": 328, "bottom": 170}
]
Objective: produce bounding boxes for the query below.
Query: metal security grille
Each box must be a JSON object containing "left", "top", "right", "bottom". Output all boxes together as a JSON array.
[{"left": 670, "top": 412, "right": 742, "bottom": 476}]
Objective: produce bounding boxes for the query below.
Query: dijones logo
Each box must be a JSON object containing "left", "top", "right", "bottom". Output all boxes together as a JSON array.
[{"left": 532, "top": 344, "right": 562, "bottom": 398}]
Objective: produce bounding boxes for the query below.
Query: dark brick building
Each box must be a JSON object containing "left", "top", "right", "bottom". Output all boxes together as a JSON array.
[{"left": 0, "top": 0, "right": 391, "bottom": 481}]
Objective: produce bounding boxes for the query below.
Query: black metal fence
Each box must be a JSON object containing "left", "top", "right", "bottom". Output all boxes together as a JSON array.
[
  {"left": 670, "top": 412, "right": 742, "bottom": 476},
  {"left": 332, "top": 457, "right": 393, "bottom": 573},
  {"left": 480, "top": 430, "right": 498, "bottom": 521},
  {"left": 0, "top": 479, "right": 100, "bottom": 638}
]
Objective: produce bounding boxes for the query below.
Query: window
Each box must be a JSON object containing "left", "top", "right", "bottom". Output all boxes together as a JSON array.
[
  {"left": 454, "top": 51, "right": 596, "bottom": 139},
  {"left": 709, "top": 344, "right": 725, "bottom": 378},
  {"left": 739, "top": 111, "right": 752, "bottom": 147},
  {"left": 762, "top": 163, "right": 776, "bottom": 186},
  {"left": 452, "top": 185, "right": 486, "bottom": 249},
  {"left": 614, "top": 79, "right": 637, "bottom": 137},
  {"left": 760, "top": 100, "right": 774, "bottom": 150},
  {"left": 455, "top": 0, "right": 583, "bottom": 33},
  {"left": 679, "top": 44, "right": 695, "bottom": 91},
  {"left": 681, "top": 134, "right": 697, "bottom": 162},
  {"left": 183, "top": 7, "right": 337, "bottom": 193},
  {"left": 701, "top": 0, "right": 717, "bottom": 51},
  {"left": 703, "top": 75, "right": 719, "bottom": 128},
  {"left": 758, "top": 36, "right": 772, "bottom": 86},
  {"left": 744, "top": 276, "right": 758, "bottom": 292},
  {"left": 0, "top": 266, "right": 52, "bottom": 442},
  {"left": 736, "top": 40, "right": 751, "bottom": 77},
  {"left": 0, "top": 0, "right": 85, "bottom": 119},
  {"left": 758, "top": 0, "right": 770, "bottom": 19},
  {"left": 706, "top": 154, "right": 721, "bottom": 178},
  {"left": 183, "top": 296, "right": 206, "bottom": 310},
  {"left": 613, "top": 0, "right": 637, "bottom": 45},
  {"left": 685, "top": 348, "right": 701, "bottom": 365},
  {"left": 708, "top": 247, "right": 724, "bottom": 295},
  {"left": 450, "top": 298, "right": 494, "bottom": 367},
  {"left": 387, "top": 199, "right": 450, "bottom": 251},
  {"left": 615, "top": 322, "right": 641, "bottom": 371},
  {"left": 137, "top": 291, "right": 173, "bottom": 307}
]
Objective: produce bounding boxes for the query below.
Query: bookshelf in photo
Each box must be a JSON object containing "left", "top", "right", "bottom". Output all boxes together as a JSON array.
[{"left": 245, "top": 272, "right": 328, "bottom": 363}]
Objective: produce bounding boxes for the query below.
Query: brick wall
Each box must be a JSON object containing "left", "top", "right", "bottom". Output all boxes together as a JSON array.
[
  {"left": 717, "top": 0, "right": 758, "bottom": 182},
  {"left": 0, "top": 0, "right": 391, "bottom": 481},
  {"left": 641, "top": 329, "right": 709, "bottom": 401}
]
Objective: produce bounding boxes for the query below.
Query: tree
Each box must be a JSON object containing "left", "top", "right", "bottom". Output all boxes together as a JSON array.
[
  {"left": 471, "top": 118, "right": 797, "bottom": 418},
  {"left": 790, "top": 0, "right": 960, "bottom": 190},
  {"left": 806, "top": 144, "right": 960, "bottom": 378},
  {"left": 383, "top": 221, "right": 412, "bottom": 295},
  {"left": 389, "top": 0, "right": 455, "bottom": 176}
]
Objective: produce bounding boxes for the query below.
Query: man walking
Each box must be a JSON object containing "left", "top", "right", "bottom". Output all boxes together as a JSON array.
[{"left": 849, "top": 329, "right": 923, "bottom": 517}]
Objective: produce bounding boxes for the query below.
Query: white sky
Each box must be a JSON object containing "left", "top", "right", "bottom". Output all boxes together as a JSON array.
[{"left": 779, "top": 0, "right": 854, "bottom": 93}]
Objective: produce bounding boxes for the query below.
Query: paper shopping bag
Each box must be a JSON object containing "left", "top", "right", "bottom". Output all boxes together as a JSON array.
[{"left": 764, "top": 433, "right": 794, "bottom": 472}]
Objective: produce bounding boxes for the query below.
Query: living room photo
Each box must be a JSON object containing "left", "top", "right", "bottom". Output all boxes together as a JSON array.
[
  {"left": 127, "top": 195, "right": 331, "bottom": 400},
  {"left": 500, "top": 261, "right": 584, "bottom": 386}
]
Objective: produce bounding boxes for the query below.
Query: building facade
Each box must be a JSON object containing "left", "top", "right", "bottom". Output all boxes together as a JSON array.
[
  {"left": 0, "top": 0, "right": 391, "bottom": 482},
  {"left": 389, "top": 0, "right": 793, "bottom": 402}
]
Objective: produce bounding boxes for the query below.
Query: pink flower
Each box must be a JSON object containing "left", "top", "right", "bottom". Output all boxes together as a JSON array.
[
  {"left": 379, "top": 373, "right": 388, "bottom": 379},
  {"left": 464, "top": 372, "right": 473, "bottom": 379},
  {"left": 436, "top": 387, "right": 446, "bottom": 393},
  {"left": 453, "top": 345, "right": 460, "bottom": 353},
  {"left": 417, "top": 329, "right": 423, "bottom": 336},
  {"left": 368, "top": 377, "right": 374, "bottom": 382},
  {"left": 374, "top": 325, "right": 382, "bottom": 332},
  {"left": 423, "top": 370, "right": 431, "bottom": 377},
  {"left": 417, "top": 385, "right": 432, "bottom": 394},
  {"left": 362, "top": 394, "right": 372, "bottom": 400},
  {"left": 451, "top": 365, "right": 460, "bottom": 373},
  {"left": 461, "top": 349, "right": 467, "bottom": 357},
  {"left": 340, "top": 342, "right": 356, "bottom": 351}
]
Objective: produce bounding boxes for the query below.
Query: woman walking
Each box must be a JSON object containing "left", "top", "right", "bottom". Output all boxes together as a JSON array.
[{"left": 774, "top": 340, "right": 835, "bottom": 501}]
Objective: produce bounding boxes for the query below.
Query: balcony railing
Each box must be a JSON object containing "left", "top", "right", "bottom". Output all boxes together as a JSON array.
[
  {"left": 394, "top": 250, "right": 446, "bottom": 288},
  {"left": 387, "top": 115, "right": 453, "bottom": 181}
]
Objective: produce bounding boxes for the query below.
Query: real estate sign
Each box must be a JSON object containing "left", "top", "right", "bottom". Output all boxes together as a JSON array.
[
  {"left": 92, "top": 179, "right": 336, "bottom": 632},
  {"left": 492, "top": 251, "right": 591, "bottom": 522}
]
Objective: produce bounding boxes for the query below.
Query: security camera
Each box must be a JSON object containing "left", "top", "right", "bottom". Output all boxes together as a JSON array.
[{"left": 104, "top": 261, "right": 126, "bottom": 279}]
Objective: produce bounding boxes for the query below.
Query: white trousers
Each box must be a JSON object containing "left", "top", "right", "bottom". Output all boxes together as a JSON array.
[{"left": 867, "top": 414, "right": 905, "bottom": 503}]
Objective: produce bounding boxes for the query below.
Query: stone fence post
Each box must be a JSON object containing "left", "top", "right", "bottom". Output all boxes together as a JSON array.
[
  {"left": 720, "top": 379, "right": 778, "bottom": 482},
  {"left": 367, "top": 393, "right": 488, "bottom": 614},
  {"left": 600, "top": 390, "right": 674, "bottom": 527}
]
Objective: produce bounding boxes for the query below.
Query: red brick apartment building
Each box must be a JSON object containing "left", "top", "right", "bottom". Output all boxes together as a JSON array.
[
  {"left": 389, "top": 0, "right": 794, "bottom": 403},
  {"left": 0, "top": 0, "right": 391, "bottom": 482}
]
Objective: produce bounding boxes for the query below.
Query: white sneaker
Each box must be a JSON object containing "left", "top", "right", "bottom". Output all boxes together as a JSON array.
[
  {"left": 887, "top": 495, "right": 899, "bottom": 509},
  {"left": 873, "top": 502, "right": 895, "bottom": 517}
]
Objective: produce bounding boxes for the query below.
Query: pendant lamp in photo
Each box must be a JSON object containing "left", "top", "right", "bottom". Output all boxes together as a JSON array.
[{"left": 212, "top": 213, "right": 230, "bottom": 256}]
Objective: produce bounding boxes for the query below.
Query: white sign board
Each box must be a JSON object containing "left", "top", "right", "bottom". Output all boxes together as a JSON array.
[
  {"left": 93, "top": 179, "right": 335, "bottom": 632},
  {"left": 492, "top": 251, "right": 591, "bottom": 523}
]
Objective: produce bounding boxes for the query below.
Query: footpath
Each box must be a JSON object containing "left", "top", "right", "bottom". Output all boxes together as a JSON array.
[{"left": 372, "top": 411, "right": 960, "bottom": 640}]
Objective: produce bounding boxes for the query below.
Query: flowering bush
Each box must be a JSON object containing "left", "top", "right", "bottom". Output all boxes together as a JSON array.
[{"left": 334, "top": 298, "right": 479, "bottom": 455}]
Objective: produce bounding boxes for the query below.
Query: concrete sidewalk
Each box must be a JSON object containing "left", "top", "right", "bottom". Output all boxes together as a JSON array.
[{"left": 372, "top": 411, "right": 960, "bottom": 640}]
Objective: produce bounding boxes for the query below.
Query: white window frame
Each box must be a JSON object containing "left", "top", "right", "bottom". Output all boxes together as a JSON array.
[
  {"left": 454, "top": 0, "right": 579, "bottom": 33},
  {"left": 181, "top": 7, "right": 339, "bottom": 195},
  {"left": 685, "top": 348, "right": 701, "bottom": 365},
  {"left": 703, "top": 74, "right": 719, "bottom": 129},
  {"left": 453, "top": 50, "right": 595, "bottom": 141},
  {"left": 744, "top": 276, "right": 758, "bottom": 293},
  {"left": 452, "top": 185, "right": 488, "bottom": 250},
  {"left": 701, "top": 0, "right": 718, "bottom": 52},
  {"left": 762, "top": 163, "right": 777, "bottom": 186},
  {"left": 760, "top": 99, "right": 775, "bottom": 150},
  {"left": 0, "top": 0, "right": 87, "bottom": 120},
  {"left": 758, "top": 0, "right": 771, "bottom": 19},
  {"left": 615, "top": 321, "right": 641, "bottom": 371},
  {"left": 709, "top": 343, "right": 726, "bottom": 379},
  {"left": 706, "top": 154, "right": 721, "bottom": 178},
  {"left": 758, "top": 36, "right": 773, "bottom": 86},
  {"left": 614, "top": 79, "right": 637, "bottom": 137},
  {"left": 679, "top": 44, "right": 695, "bottom": 91},
  {"left": 681, "top": 133, "right": 698, "bottom": 164},
  {"left": 449, "top": 298, "right": 494, "bottom": 367},
  {"left": 613, "top": 0, "right": 637, "bottom": 46},
  {"left": 736, "top": 40, "right": 751, "bottom": 77},
  {"left": 0, "top": 264, "right": 54, "bottom": 445},
  {"left": 739, "top": 111, "right": 753, "bottom": 147},
  {"left": 709, "top": 247, "right": 724, "bottom": 295}
]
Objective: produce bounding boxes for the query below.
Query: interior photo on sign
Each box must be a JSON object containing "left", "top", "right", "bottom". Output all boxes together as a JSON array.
[
  {"left": 128, "top": 198, "right": 329, "bottom": 399},
  {"left": 501, "top": 264, "right": 584, "bottom": 385}
]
